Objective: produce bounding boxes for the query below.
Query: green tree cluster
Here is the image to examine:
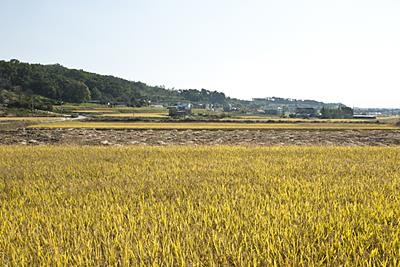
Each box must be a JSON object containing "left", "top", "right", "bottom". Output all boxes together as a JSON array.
[{"left": 320, "top": 106, "right": 354, "bottom": 119}]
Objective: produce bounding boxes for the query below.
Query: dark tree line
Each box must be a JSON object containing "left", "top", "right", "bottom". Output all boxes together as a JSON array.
[
  {"left": 0, "top": 60, "right": 91, "bottom": 103},
  {"left": 178, "top": 89, "right": 226, "bottom": 104},
  {"left": 0, "top": 60, "right": 229, "bottom": 109},
  {"left": 320, "top": 106, "right": 353, "bottom": 119}
]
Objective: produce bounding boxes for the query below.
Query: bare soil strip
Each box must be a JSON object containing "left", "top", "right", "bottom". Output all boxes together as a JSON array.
[{"left": 1, "top": 128, "right": 400, "bottom": 146}]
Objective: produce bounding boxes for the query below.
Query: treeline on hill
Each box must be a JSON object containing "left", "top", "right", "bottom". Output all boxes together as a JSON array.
[{"left": 0, "top": 59, "right": 234, "bottom": 111}]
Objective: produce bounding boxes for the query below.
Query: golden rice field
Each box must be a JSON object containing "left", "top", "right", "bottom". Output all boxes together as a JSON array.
[
  {"left": 0, "top": 117, "right": 64, "bottom": 122},
  {"left": 100, "top": 112, "right": 168, "bottom": 118},
  {"left": 74, "top": 109, "right": 117, "bottom": 113},
  {"left": 0, "top": 146, "right": 399, "bottom": 266},
  {"left": 72, "top": 109, "right": 167, "bottom": 114},
  {"left": 229, "top": 116, "right": 378, "bottom": 123},
  {"left": 57, "top": 105, "right": 167, "bottom": 114},
  {"left": 29, "top": 121, "right": 398, "bottom": 130}
]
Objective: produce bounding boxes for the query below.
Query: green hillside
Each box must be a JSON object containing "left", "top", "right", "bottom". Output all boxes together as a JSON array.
[{"left": 0, "top": 59, "right": 231, "bottom": 111}]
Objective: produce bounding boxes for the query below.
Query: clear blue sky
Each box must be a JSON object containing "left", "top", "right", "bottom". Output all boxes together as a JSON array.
[{"left": 1, "top": 0, "right": 399, "bottom": 108}]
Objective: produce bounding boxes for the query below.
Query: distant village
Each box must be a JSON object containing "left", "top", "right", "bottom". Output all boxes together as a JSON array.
[
  {"left": 86, "top": 96, "right": 400, "bottom": 119},
  {"left": 163, "top": 97, "right": 383, "bottom": 119}
]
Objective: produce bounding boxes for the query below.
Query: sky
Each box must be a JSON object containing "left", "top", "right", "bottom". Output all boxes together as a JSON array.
[{"left": 1, "top": 0, "right": 400, "bottom": 108}]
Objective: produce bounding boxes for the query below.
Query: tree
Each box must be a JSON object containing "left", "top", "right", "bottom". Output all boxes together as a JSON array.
[
  {"left": 90, "top": 87, "right": 102, "bottom": 100},
  {"left": 320, "top": 106, "right": 353, "bottom": 119},
  {"left": 60, "top": 79, "right": 91, "bottom": 103}
]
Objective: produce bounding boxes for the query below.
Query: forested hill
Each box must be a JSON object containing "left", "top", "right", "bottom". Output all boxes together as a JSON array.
[{"left": 0, "top": 59, "right": 230, "bottom": 107}]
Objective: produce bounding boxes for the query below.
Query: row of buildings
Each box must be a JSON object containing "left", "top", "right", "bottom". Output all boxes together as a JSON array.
[{"left": 167, "top": 102, "right": 362, "bottom": 119}]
